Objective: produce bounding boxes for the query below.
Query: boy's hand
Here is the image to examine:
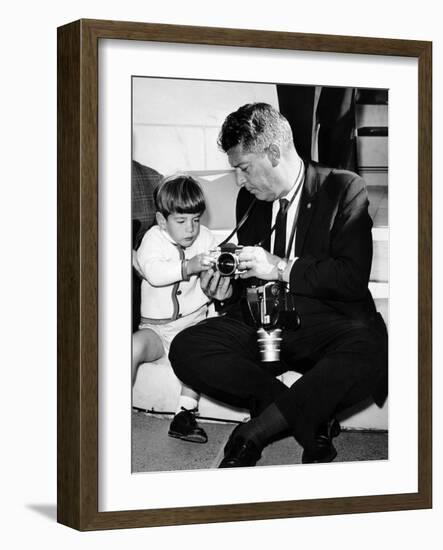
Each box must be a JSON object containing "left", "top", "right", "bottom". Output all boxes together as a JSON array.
[{"left": 186, "top": 253, "right": 214, "bottom": 276}]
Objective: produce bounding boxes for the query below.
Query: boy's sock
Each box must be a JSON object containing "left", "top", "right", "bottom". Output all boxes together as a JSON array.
[{"left": 176, "top": 395, "right": 199, "bottom": 415}]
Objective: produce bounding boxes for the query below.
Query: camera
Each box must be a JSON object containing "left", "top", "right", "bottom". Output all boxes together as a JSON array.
[
  {"left": 210, "top": 231, "right": 300, "bottom": 362},
  {"left": 246, "top": 281, "right": 300, "bottom": 362},
  {"left": 210, "top": 243, "right": 244, "bottom": 277}
]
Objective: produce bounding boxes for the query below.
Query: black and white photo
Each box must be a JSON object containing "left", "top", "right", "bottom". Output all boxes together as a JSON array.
[{"left": 131, "top": 77, "right": 389, "bottom": 472}]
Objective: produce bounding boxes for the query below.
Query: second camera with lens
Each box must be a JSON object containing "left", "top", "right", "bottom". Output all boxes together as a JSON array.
[{"left": 210, "top": 242, "right": 244, "bottom": 277}]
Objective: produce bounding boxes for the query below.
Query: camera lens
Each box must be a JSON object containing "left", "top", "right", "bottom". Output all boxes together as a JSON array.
[
  {"left": 216, "top": 252, "right": 238, "bottom": 276},
  {"left": 257, "top": 328, "right": 282, "bottom": 362}
]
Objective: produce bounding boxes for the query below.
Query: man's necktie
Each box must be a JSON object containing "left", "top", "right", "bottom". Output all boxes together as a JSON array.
[{"left": 273, "top": 198, "right": 289, "bottom": 258}]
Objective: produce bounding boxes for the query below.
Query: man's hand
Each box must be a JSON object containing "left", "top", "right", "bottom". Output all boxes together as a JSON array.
[
  {"left": 200, "top": 268, "right": 233, "bottom": 301},
  {"left": 237, "top": 246, "right": 280, "bottom": 280}
]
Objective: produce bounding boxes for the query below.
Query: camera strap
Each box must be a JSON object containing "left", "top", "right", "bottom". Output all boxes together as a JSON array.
[
  {"left": 218, "top": 162, "right": 304, "bottom": 253},
  {"left": 218, "top": 198, "right": 257, "bottom": 246}
]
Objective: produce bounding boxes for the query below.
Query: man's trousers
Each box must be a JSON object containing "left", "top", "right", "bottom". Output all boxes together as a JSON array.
[{"left": 169, "top": 310, "right": 388, "bottom": 449}]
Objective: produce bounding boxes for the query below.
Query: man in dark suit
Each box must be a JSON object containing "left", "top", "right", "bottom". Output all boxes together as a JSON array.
[
  {"left": 169, "top": 103, "right": 388, "bottom": 466},
  {"left": 132, "top": 160, "right": 163, "bottom": 249}
]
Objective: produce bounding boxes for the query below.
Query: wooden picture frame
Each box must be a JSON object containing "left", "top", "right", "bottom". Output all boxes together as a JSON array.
[{"left": 57, "top": 18, "right": 432, "bottom": 530}]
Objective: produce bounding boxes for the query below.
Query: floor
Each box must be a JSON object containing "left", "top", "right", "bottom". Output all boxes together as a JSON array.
[{"left": 132, "top": 411, "right": 388, "bottom": 473}]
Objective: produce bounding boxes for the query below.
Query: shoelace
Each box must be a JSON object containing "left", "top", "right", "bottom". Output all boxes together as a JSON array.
[{"left": 180, "top": 406, "right": 200, "bottom": 417}]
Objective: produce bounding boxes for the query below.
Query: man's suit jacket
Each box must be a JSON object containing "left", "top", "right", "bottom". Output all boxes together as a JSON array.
[
  {"left": 228, "top": 160, "right": 388, "bottom": 406},
  {"left": 132, "top": 160, "right": 163, "bottom": 249},
  {"left": 235, "top": 160, "right": 378, "bottom": 323}
]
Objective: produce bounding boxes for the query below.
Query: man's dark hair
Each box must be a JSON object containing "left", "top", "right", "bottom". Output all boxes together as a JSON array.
[
  {"left": 217, "top": 102, "right": 294, "bottom": 153},
  {"left": 155, "top": 174, "right": 206, "bottom": 218}
]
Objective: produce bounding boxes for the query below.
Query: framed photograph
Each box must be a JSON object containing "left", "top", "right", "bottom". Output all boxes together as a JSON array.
[{"left": 57, "top": 19, "right": 432, "bottom": 530}]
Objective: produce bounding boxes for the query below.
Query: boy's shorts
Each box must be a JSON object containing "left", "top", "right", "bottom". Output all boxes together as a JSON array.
[{"left": 138, "top": 304, "right": 212, "bottom": 353}]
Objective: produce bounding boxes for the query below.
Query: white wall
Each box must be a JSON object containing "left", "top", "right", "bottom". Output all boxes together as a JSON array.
[
  {"left": 133, "top": 77, "right": 278, "bottom": 174},
  {"left": 132, "top": 77, "right": 278, "bottom": 230},
  {"left": 1, "top": 1, "right": 441, "bottom": 549}
]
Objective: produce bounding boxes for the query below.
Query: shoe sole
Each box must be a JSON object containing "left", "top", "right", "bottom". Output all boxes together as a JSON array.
[
  {"left": 302, "top": 446, "right": 337, "bottom": 464},
  {"left": 168, "top": 430, "right": 208, "bottom": 444}
]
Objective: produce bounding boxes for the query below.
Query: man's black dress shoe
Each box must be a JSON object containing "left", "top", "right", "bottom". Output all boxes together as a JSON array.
[
  {"left": 218, "top": 425, "right": 262, "bottom": 468},
  {"left": 301, "top": 418, "right": 341, "bottom": 464}
]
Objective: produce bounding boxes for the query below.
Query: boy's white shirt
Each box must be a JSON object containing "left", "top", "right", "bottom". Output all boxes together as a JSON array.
[{"left": 136, "top": 224, "right": 216, "bottom": 320}]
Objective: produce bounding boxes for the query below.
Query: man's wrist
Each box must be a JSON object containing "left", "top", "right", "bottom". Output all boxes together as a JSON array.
[
  {"left": 280, "top": 258, "right": 298, "bottom": 283},
  {"left": 276, "top": 258, "right": 288, "bottom": 281}
]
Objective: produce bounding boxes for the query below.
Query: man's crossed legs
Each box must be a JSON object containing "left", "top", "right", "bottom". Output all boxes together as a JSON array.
[{"left": 169, "top": 312, "right": 387, "bottom": 466}]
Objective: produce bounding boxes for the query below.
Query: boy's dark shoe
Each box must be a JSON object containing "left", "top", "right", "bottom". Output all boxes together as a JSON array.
[{"left": 168, "top": 407, "right": 208, "bottom": 444}]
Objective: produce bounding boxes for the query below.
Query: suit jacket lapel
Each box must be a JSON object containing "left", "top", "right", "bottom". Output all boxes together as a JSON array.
[{"left": 295, "top": 162, "right": 318, "bottom": 256}]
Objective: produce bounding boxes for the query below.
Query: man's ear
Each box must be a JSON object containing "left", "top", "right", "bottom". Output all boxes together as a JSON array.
[
  {"left": 267, "top": 143, "right": 281, "bottom": 167},
  {"left": 156, "top": 211, "right": 167, "bottom": 229}
]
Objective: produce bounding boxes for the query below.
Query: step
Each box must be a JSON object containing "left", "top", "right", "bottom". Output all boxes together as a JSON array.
[
  {"left": 371, "top": 237, "right": 388, "bottom": 282},
  {"left": 133, "top": 357, "right": 388, "bottom": 430},
  {"left": 356, "top": 104, "right": 388, "bottom": 128}
]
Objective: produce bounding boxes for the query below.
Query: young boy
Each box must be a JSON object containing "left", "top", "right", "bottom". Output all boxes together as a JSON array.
[{"left": 133, "top": 174, "right": 216, "bottom": 443}]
